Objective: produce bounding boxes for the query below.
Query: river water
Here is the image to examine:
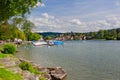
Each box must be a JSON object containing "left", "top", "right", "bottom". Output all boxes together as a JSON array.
[{"left": 16, "top": 41, "right": 120, "bottom": 80}]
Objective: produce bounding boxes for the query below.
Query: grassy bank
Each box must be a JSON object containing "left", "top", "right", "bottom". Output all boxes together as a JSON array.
[
  {"left": 0, "top": 68, "right": 22, "bottom": 80},
  {"left": 0, "top": 43, "right": 46, "bottom": 80}
]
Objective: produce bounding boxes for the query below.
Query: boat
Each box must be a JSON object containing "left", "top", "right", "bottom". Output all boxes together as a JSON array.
[
  {"left": 47, "top": 40, "right": 54, "bottom": 46},
  {"left": 32, "top": 41, "right": 47, "bottom": 46},
  {"left": 47, "top": 40, "right": 63, "bottom": 46}
]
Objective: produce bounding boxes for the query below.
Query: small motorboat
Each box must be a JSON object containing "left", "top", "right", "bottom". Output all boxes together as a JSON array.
[
  {"left": 47, "top": 40, "right": 54, "bottom": 46},
  {"left": 47, "top": 40, "right": 63, "bottom": 46},
  {"left": 32, "top": 41, "right": 47, "bottom": 46}
]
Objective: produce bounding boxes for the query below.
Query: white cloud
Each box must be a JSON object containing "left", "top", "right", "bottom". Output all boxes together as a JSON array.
[
  {"left": 36, "top": 2, "right": 45, "bottom": 7},
  {"left": 42, "top": 13, "right": 54, "bottom": 19},
  {"left": 28, "top": 13, "right": 120, "bottom": 32},
  {"left": 97, "top": 20, "right": 111, "bottom": 27},
  {"left": 70, "top": 19, "right": 82, "bottom": 25}
]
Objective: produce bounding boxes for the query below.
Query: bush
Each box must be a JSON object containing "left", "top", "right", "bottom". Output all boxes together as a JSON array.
[
  {"left": 3, "top": 43, "right": 16, "bottom": 54},
  {"left": 19, "top": 61, "right": 32, "bottom": 71},
  {"left": 19, "top": 61, "right": 40, "bottom": 74}
]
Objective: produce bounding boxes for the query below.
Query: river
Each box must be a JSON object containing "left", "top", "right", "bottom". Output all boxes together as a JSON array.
[{"left": 16, "top": 40, "right": 120, "bottom": 80}]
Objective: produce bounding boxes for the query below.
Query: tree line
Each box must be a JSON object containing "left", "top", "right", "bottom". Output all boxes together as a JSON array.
[
  {"left": 61, "top": 28, "right": 120, "bottom": 40},
  {"left": 40, "top": 28, "right": 120, "bottom": 40}
]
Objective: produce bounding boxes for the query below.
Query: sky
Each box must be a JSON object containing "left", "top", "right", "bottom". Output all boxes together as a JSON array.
[{"left": 28, "top": 0, "right": 120, "bottom": 32}]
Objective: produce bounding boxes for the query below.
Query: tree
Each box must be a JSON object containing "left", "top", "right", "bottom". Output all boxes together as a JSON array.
[
  {"left": 44, "top": 36, "right": 52, "bottom": 40},
  {"left": 0, "top": 0, "right": 42, "bottom": 23},
  {"left": 22, "top": 20, "right": 35, "bottom": 41},
  {"left": 12, "top": 17, "right": 24, "bottom": 29},
  {"left": 0, "top": 23, "right": 26, "bottom": 40},
  {"left": 29, "top": 33, "right": 41, "bottom": 41},
  {"left": 0, "top": 23, "right": 12, "bottom": 40},
  {"left": 11, "top": 26, "right": 26, "bottom": 40}
]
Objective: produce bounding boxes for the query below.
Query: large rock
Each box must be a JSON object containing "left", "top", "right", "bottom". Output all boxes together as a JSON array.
[
  {"left": 49, "top": 67, "right": 67, "bottom": 80},
  {"left": 18, "top": 58, "right": 67, "bottom": 80},
  {"left": 37, "top": 66, "right": 52, "bottom": 80},
  {"left": 7, "top": 67, "right": 22, "bottom": 74},
  {"left": 0, "top": 57, "right": 16, "bottom": 67},
  {"left": 22, "top": 71, "right": 38, "bottom": 80}
]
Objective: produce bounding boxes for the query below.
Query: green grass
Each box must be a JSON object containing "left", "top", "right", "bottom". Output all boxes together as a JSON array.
[
  {"left": 0, "top": 53, "right": 13, "bottom": 58},
  {"left": 0, "top": 68, "right": 22, "bottom": 80},
  {"left": 39, "top": 76, "right": 46, "bottom": 80},
  {"left": 0, "top": 54, "right": 7, "bottom": 58},
  {"left": 19, "top": 61, "right": 40, "bottom": 75},
  {"left": 0, "top": 63, "right": 3, "bottom": 66}
]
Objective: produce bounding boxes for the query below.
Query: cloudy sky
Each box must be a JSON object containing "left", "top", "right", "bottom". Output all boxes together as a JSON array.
[{"left": 28, "top": 0, "right": 120, "bottom": 32}]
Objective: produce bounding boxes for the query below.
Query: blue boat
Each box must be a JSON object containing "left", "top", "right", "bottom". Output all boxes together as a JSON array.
[
  {"left": 53, "top": 41, "right": 63, "bottom": 45},
  {"left": 47, "top": 40, "right": 63, "bottom": 46}
]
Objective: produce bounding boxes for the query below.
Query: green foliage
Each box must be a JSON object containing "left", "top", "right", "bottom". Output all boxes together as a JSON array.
[
  {"left": 39, "top": 77, "right": 46, "bottom": 80},
  {"left": 117, "top": 32, "right": 120, "bottom": 40},
  {"left": 29, "top": 33, "right": 41, "bottom": 41},
  {"left": 0, "top": 23, "right": 13, "bottom": 40},
  {"left": 61, "top": 28, "right": 120, "bottom": 40},
  {"left": 0, "top": 63, "right": 3, "bottom": 66},
  {"left": 0, "top": 54, "right": 7, "bottom": 58},
  {"left": 19, "top": 61, "right": 32, "bottom": 70},
  {"left": 0, "top": 53, "right": 13, "bottom": 58},
  {"left": 21, "top": 20, "right": 35, "bottom": 41},
  {"left": 0, "top": 68, "right": 22, "bottom": 80},
  {"left": 44, "top": 36, "right": 52, "bottom": 40},
  {"left": 11, "top": 27, "right": 26, "bottom": 40},
  {"left": 81, "top": 28, "right": 120, "bottom": 40},
  {"left": 0, "top": 0, "right": 42, "bottom": 22},
  {"left": 0, "top": 47, "right": 3, "bottom": 52},
  {"left": 3, "top": 43, "right": 16, "bottom": 55},
  {"left": 0, "top": 23, "right": 26, "bottom": 40},
  {"left": 19, "top": 61, "right": 40, "bottom": 74}
]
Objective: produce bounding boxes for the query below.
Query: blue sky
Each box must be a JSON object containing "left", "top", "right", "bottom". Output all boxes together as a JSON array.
[{"left": 28, "top": 0, "right": 120, "bottom": 32}]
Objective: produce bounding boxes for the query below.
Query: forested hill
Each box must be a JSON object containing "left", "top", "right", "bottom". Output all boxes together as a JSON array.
[
  {"left": 38, "top": 28, "right": 120, "bottom": 40},
  {"left": 38, "top": 32, "right": 62, "bottom": 37}
]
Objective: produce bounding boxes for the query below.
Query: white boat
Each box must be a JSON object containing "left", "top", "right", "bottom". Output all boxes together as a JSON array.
[
  {"left": 47, "top": 40, "right": 54, "bottom": 46},
  {"left": 32, "top": 41, "right": 47, "bottom": 46}
]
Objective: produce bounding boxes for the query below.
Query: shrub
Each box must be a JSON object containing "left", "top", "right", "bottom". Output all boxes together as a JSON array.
[
  {"left": 19, "top": 61, "right": 40, "bottom": 74},
  {"left": 19, "top": 61, "right": 32, "bottom": 71},
  {"left": 3, "top": 43, "right": 16, "bottom": 54}
]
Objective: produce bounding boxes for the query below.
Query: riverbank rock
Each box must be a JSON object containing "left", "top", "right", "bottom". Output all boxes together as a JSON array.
[
  {"left": 48, "top": 67, "right": 67, "bottom": 80},
  {"left": 36, "top": 66, "right": 52, "bottom": 80},
  {"left": 18, "top": 58, "right": 67, "bottom": 80},
  {"left": 7, "top": 67, "right": 22, "bottom": 74},
  {"left": 0, "top": 57, "right": 16, "bottom": 67},
  {"left": 36, "top": 66, "right": 67, "bottom": 80},
  {"left": 0, "top": 57, "right": 66, "bottom": 80},
  {"left": 22, "top": 71, "right": 38, "bottom": 80}
]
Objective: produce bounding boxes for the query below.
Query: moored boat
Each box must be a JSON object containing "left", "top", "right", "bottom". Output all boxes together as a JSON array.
[
  {"left": 32, "top": 41, "right": 47, "bottom": 46},
  {"left": 47, "top": 40, "right": 63, "bottom": 46}
]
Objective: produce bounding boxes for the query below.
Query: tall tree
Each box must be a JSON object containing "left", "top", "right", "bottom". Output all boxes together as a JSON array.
[
  {"left": 22, "top": 20, "right": 35, "bottom": 40},
  {"left": 0, "top": 0, "right": 42, "bottom": 23}
]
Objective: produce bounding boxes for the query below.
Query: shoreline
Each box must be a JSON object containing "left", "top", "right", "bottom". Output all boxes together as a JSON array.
[{"left": 0, "top": 53, "right": 67, "bottom": 80}]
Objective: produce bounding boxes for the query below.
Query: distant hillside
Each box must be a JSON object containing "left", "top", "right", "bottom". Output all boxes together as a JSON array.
[
  {"left": 38, "top": 32, "right": 62, "bottom": 38},
  {"left": 37, "top": 28, "right": 120, "bottom": 40}
]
